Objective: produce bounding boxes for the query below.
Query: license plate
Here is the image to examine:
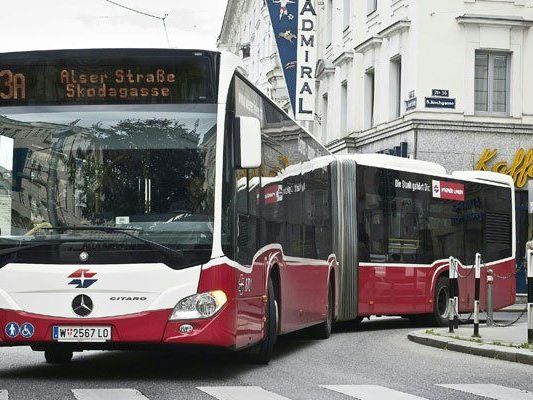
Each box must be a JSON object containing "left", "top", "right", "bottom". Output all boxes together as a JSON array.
[{"left": 52, "top": 326, "right": 112, "bottom": 342}]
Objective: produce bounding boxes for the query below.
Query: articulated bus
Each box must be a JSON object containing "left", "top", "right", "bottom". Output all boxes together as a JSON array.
[{"left": 0, "top": 49, "right": 515, "bottom": 364}]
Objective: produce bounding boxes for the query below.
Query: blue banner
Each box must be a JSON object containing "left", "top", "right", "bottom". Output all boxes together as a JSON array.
[{"left": 266, "top": 0, "right": 299, "bottom": 114}]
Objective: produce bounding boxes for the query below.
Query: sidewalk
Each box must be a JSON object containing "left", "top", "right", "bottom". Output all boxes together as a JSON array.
[
  {"left": 500, "top": 294, "right": 528, "bottom": 312},
  {"left": 408, "top": 322, "right": 533, "bottom": 365}
]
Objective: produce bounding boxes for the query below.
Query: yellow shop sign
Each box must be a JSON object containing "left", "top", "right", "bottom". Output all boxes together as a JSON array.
[{"left": 475, "top": 148, "right": 533, "bottom": 188}]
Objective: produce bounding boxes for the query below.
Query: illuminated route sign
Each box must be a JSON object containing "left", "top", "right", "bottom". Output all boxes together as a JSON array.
[{"left": 0, "top": 49, "right": 216, "bottom": 106}]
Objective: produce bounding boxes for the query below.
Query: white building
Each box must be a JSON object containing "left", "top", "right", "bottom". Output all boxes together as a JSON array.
[
  {"left": 218, "top": 0, "right": 533, "bottom": 284},
  {"left": 217, "top": 0, "right": 291, "bottom": 112},
  {"left": 317, "top": 0, "right": 533, "bottom": 163}
]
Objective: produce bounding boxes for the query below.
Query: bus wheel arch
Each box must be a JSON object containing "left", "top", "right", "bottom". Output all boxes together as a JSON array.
[
  {"left": 269, "top": 263, "right": 281, "bottom": 333},
  {"left": 328, "top": 269, "right": 336, "bottom": 322},
  {"left": 247, "top": 266, "right": 280, "bottom": 364}
]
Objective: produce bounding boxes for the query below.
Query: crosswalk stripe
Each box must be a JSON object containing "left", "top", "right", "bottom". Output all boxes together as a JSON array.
[
  {"left": 0, "top": 390, "right": 7, "bottom": 400},
  {"left": 198, "top": 386, "right": 292, "bottom": 400},
  {"left": 438, "top": 384, "right": 533, "bottom": 400},
  {"left": 72, "top": 389, "right": 149, "bottom": 400},
  {"left": 321, "top": 385, "right": 429, "bottom": 400}
]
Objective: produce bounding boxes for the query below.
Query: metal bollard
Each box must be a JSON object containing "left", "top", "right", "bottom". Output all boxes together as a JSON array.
[
  {"left": 473, "top": 253, "right": 481, "bottom": 338},
  {"left": 448, "top": 257, "right": 455, "bottom": 333},
  {"left": 448, "top": 298, "right": 455, "bottom": 333},
  {"left": 526, "top": 250, "right": 533, "bottom": 344},
  {"left": 448, "top": 257, "right": 455, "bottom": 332},
  {"left": 453, "top": 258, "right": 459, "bottom": 329},
  {"left": 487, "top": 269, "right": 494, "bottom": 327}
]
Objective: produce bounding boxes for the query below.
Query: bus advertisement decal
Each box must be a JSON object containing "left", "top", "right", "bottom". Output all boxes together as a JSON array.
[{"left": 432, "top": 180, "right": 465, "bottom": 201}]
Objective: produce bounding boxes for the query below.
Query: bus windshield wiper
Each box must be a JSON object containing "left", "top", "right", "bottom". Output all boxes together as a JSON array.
[
  {"left": 0, "top": 242, "right": 61, "bottom": 257},
  {"left": 42, "top": 226, "right": 184, "bottom": 261}
]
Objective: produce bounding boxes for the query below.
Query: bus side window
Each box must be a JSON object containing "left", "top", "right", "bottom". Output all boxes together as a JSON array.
[
  {"left": 358, "top": 166, "right": 388, "bottom": 263},
  {"left": 302, "top": 165, "right": 332, "bottom": 260}
]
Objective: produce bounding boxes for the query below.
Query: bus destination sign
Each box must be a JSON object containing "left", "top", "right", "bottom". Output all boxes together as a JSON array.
[
  {"left": 60, "top": 68, "right": 176, "bottom": 100},
  {"left": 0, "top": 55, "right": 211, "bottom": 106}
]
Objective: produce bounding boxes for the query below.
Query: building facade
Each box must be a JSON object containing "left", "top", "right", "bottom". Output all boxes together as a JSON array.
[
  {"left": 217, "top": 0, "right": 292, "bottom": 112},
  {"left": 218, "top": 0, "right": 533, "bottom": 290}
]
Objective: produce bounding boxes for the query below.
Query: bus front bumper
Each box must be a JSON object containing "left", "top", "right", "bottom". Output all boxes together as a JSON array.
[{"left": 0, "top": 302, "right": 237, "bottom": 349}]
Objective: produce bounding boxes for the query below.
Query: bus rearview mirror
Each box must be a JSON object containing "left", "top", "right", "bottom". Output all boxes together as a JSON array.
[{"left": 235, "top": 116, "right": 262, "bottom": 169}]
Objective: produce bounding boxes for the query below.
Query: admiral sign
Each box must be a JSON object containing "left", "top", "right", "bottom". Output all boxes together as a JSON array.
[
  {"left": 267, "top": 0, "right": 317, "bottom": 121},
  {"left": 296, "top": 0, "right": 317, "bottom": 121}
]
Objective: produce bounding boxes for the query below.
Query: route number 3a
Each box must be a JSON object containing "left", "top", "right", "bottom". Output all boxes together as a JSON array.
[{"left": 0, "top": 70, "right": 26, "bottom": 100}]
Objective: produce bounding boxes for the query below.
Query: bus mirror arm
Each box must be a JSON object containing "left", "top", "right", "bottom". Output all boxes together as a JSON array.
[{"left": 234, "top": 116, "right": 262, "bottom": 169}]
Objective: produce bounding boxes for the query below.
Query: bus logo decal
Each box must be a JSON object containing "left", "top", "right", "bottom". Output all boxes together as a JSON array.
[{"left": 68, "top": 269, "right": 98, "bottom": 289}]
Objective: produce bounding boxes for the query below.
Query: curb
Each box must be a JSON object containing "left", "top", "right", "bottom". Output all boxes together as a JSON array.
[
  {"left": 407, "top": 331, "right": 533, "bottom": 366},
  {"left": 499, "top": 307, "right": 529, "bottom": 313}
]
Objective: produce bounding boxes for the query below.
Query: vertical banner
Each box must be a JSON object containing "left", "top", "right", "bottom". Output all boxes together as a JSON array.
[
  {"left": 296, "top": 0, "right": 317, "bottom": 121},
  {"left": 266, "top": 0, "right": 317, "bottom": 121},
  {"left": 266, "top": 0, "right": 299, "bottom": 115}
]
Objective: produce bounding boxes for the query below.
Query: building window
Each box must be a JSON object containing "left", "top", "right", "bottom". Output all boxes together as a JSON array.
[
  {"left": 322, "top": 94, "right": 329, "bottom": 143},
  {"left": 341, "top": 81, "right": 348, "bottom": 134},
  {"left": 241, "top": 44, "right": 251, "bottom": 59},
  {"left": 391, "top": 57, "right": 402, "bottom": 119},
  {"left": 343, "top": 0, "right": 351, "bottom": 29},
  {"left": 365, "top": 68, "right": 375, "bottom": 129},
  {"left": 367, "top": 0, "right": 377, "bottom": 15},
  {"left": 475, "top": 52, "right": 510, "bottom": 114},
  {"left": 326, "top": 0, "right": 333, "bottom": 45}
]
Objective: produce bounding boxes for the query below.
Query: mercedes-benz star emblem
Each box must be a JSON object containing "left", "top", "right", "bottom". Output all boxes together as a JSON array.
[
  {"left": 72, "top": 295, "right": 93, "bottom": 317},
  {"left": 79, "top": 251, "right": 89, "bottom": 262}
]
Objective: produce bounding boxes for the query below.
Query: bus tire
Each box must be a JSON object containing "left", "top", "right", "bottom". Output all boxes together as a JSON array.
[
  {"left": 44, "top": 348, "right": 73, "bottom": 364},
  {"left": 431, "top": 276, "right": 450, "bottom": 327},
  {"left": 351, "top": 316, "right": 364, "bottom": 330},
  {"left": 309, "top": 280, "right": 333, "bottom": 339},
  {"left": 248, "top": 278, "right": 278, "bottom": 364}
]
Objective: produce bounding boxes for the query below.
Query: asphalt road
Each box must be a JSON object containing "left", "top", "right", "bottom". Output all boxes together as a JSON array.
[{"left": 0, "top": 313, "right": 531, "bottom": 400}]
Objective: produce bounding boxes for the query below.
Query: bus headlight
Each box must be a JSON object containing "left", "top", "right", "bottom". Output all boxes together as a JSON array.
[{"left": 169, "top": 290, "right": 227, "bottom": 320}]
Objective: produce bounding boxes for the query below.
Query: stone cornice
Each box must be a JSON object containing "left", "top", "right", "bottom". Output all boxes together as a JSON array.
[
  {"left": 333, "top": 51, "right": 354, "bottom": 66},
  {"left": 353, "top": 19, "right": 410, "bottom": 54},
  {"left": 316, "top": 59, "right": 336, "bottom": 79},
  {"left": 354, "top": 36, "right": 383, "bottom": 53},
  {"left": 326, "top": 118, "right": 533, "bottom": 153},
  {"left": 456, "top": 14, "right": 533, "bottom": 29},
  {"left": 378, "top": 19, "right": 411, "bottom": 38}
]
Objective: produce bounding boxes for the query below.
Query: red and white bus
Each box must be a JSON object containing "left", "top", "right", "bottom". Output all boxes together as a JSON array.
[
  {"left": 0, "top": 48, "right": 515, "bottom": 364},
  {"left": 0, "top": 49, "right": 334, "bottom": 364},
  {"left": 331, "top": 155, "right": 516, "bottom": 326},
  {"left": 257, "top": 153, "right": 516, "bottom": 328}
]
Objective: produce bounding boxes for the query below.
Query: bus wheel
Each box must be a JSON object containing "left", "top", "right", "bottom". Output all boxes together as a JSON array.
[
  {"left": 248, "top": 279, "right": 278, "bottom": 364},
  {"left": 351, "top": 316, "right": 364, "bottom": 330},
  {"left": 309, "top": 280, "right": 333, "bottom": 339},
  {"left": 431, "top": 276, "right": 450, "bottom": 327},
  {"left": 44, "top": 347, "right": 73, "bottom": 364}
]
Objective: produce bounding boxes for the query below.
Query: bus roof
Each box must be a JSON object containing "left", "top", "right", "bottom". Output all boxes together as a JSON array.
[
  {"left": 336, "top": 153, "right": 514, "bottom": 188},
  {"left": 0, "top": 48, "right": 219, "bottom": 57},
  {"left": 336, "top": 154, "right": 447, "bottom": 176},
  {"left": 451, "top": 170, "right": 514, "bottom": 187}
]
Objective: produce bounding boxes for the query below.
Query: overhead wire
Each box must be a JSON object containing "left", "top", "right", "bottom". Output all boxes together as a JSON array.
[{"left": 104, "top": 0, "right": 171, "bottom": 47}]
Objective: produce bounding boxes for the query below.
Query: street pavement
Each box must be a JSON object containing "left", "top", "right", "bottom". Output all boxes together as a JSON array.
[{"left": 0, "top": 313, "right": 531, "bottom": 400}]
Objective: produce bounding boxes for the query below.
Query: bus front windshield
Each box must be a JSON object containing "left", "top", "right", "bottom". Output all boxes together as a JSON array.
[{"left": 0, "top": 105, "right": 217, "bottom": 267}]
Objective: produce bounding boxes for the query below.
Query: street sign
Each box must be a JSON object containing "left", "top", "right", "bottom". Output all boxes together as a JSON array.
[
  {"left": 425, "top": 97, "right": 456, "bottom": 109},
  {"left": 405, "top": 97, "right": 417, "bottom": 111},
  {"left": 432, "top": 89, "right": 449, "bottom": 97}
]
